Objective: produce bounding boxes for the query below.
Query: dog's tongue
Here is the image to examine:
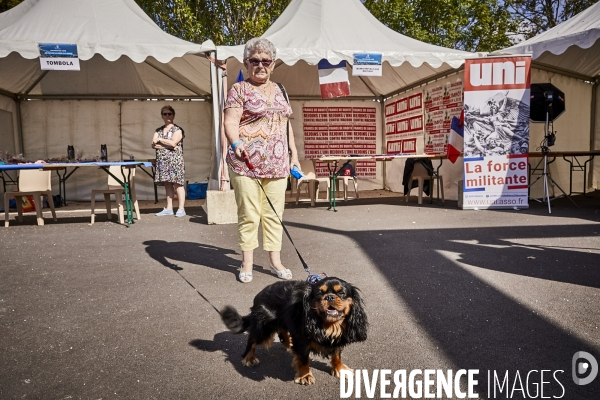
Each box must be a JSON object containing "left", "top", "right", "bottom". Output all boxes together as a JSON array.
[{"left": 326, "top": 309, "right": 339, "bottom": 316}]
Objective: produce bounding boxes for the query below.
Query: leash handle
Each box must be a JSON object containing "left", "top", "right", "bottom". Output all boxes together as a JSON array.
[{"left": 241, "top": 151, "right": 255, "bottom": 170}]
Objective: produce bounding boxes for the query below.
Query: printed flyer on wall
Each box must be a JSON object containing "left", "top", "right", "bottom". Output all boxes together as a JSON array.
[
  {"left": 303, "top": 106, "right": 377, "bottom": 178},
  {"left": 424, "top": 80, "right": 463, "bottom": 155},
  {"left": 462, "top": 55, "right": 532, "bottom": 209},
  {"left": 384, "top": 92, "right": 423, "bottom": 154}
]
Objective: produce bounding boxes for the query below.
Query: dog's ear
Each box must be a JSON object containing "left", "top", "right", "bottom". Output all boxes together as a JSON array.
[
  {"left": 343, "top": 284, "right": 368, "bottom": 343},
  {"left": 303, "top": 286, "right": 325, "bottom": 340}
]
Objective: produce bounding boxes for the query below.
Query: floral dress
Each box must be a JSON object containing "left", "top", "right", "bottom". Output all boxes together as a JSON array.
[
  {"left": 224, "top": 81, "right": 293, "bottom": 178},
  {"left": 154, "top": 124, "right": 185, "bottom": 185}
]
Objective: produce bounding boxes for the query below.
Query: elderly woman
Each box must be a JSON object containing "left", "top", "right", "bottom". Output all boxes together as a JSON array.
[
  {"left": 223, "top": 37, "right": 301, "bottom": 283},
  {"left": 151, "top": 105, "right": 186, "bottom": 217}
]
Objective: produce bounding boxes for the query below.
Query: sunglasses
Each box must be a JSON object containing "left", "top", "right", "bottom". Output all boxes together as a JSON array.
[
  {"left": 247, "top": 58, "right": 274, "bottom": 67},
  {"left": 162, "top": 112, "right": 173, "bottom": 116}
]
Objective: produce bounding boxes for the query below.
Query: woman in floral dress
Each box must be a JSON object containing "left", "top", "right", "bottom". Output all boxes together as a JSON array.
[{"left": 151, "top": 105, "right": 186, "bottom": 217}]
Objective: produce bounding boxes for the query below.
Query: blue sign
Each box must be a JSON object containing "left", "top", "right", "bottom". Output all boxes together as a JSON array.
[
  {"left": 38, "top": 43, "right": 79, "bottom": 58},
  {"left": 352, "top": 53, "right": 383, "bottom": 76},
  {"left": 353, "top": 53, "right": 382, "bottom": 66}
]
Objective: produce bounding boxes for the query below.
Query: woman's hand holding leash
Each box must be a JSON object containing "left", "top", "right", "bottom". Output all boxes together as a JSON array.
[
  {"left": 231, "top": 139, "right": 254, "bottom": 170},
  {"left": 241, "top": 151, "right": 255, "bottom": 170},
  {"left": 231, "top": 140, "right": 246, "bottom": 161}
]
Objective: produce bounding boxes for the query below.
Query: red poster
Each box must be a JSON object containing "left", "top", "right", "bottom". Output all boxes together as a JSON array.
[
  {"left": 462, "top": 56, "right": 532, "bottom": 209},
  {"left": 303, "top": 106, "right": 377, "bottom": 178}
]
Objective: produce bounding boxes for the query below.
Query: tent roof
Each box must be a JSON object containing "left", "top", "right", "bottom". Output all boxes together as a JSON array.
[
  {"left": 492, "top": 1, "right": 600, "bottom": 79},
  {"left": 0, "top": 0, "right": 216, "bottom": 99},
  {"left": 217, "top": 0, "right": 476, "bottom": 98}
]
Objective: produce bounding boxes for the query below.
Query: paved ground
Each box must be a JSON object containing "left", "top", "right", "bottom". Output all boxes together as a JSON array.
[{"left": 1, "top": 190, "right": 599, "bottom": 399}]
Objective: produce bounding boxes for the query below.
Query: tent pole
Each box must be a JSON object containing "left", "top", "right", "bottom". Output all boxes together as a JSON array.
[
  {"left": 590, "top": 78, "right": 600, "bottom": 150},
  {"left": 119, "top": 101, "right": 123, "bottom": 161},
  {"left": 208, "top": 52, "right": 223, "bottom": 190},
  {"left": 591, "top": 78, "right": 598, "bottom": 150},
  {"left": 358, "top": 76, "right": 379, "bottom": 97},
  {"left": 0, "top": 88, "right": 15, "bottom": 98},
  {"left": 15, "top": 96, "right": 24, "bottom": 155},
  {"left": 217, "top": 64, "right": 227, "bottom": 187},
  {"left": 22, "top": 71, "right": 49, "bottom": 97},
  {"left": 590, "top": 78, "right": 598, "bottom": 190},
  {"left": 379, "top": 96, "right": 388, "bottom": 191}
]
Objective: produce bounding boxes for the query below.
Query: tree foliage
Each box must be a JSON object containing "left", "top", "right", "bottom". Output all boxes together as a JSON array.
[
  {"left": 363, "top": 0, "right": 519, "bottom": 52},
  {"left": 198, "top": 0, "right": 290, "bottom": 45},
  {"left": 509, "top": 0, "right": 598, "bottom": 40},
  {"left": 0, "top": 0, "right": 24, "bottom": 13},
  {"left": 135, "top": 0, "right": 290, "bottom": 45},
  {"left": 135, "top": 0, "right": 206, "bottom": 43},
  {"left": 2, "top": 0, "right": 598, "bottom": 50}
]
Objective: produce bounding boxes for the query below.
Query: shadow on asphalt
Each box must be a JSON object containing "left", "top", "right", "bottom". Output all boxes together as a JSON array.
[
  {"left": 2, "top": 215, "right": 102, "bottom": 226},
  {"left": 142, "top": 240, "right": 275, "bottom": 278},
  {"left": 143, "top": 240, "right": 237, "bottom": 273},
  {"left": 189, "top": 332, "right": 331, "bottom": 383},
  {"left": 283, "top": 220, "right": 600, "bottom": 397}
]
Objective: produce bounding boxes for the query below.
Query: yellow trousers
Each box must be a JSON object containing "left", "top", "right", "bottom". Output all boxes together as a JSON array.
[{"left": 230, "top": 170, "right": 288, "bottom": 251}]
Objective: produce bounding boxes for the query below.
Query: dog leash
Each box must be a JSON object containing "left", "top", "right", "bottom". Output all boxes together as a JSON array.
[
  {"left": 241, "top": 152, "right": 327, "bottom": 284},
  {"left": 169, "top": 266, "right": 222, "bottom": 315}
]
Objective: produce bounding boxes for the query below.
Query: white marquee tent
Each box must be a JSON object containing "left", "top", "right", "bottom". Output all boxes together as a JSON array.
[
  {"left": 217, "top": 0, "right": 474, "bottom": 99},
  {"left": 493, "top": 1, "right": 600, "bottom": 192},
  {"left": 215, "top": 0, "right": 477, "bottom": 195},
  {"left": 493, "top": 1, "right": 600, "bottom": 79},
  {"left": 0, "top": 0, "right": 217, "bottom": 201}
]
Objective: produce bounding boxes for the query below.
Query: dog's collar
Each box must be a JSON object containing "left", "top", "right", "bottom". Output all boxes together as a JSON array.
[{"left": 306, "top": 273, "right": 328, "bottom": 285}]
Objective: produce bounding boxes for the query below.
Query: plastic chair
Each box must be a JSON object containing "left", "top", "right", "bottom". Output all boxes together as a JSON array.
[
  {"left": 337, "top": 159, "right": 359, "bottom": 200},
  {"left": 4, "top": 169, "right": 57, "bottom": 227},
  {"left": 406, "top": 161, "right": 444, "bottom": 204},
  {"left": 294, "top": 160, "right": 323, "bottom": 207},
  {"left": 90, "top": 166, "right": 140, "bottom": 224}
]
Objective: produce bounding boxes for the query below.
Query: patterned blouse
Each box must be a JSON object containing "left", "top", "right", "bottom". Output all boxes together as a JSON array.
[{"left": 224, "top": 80, "right": 293, "bottom": 178}]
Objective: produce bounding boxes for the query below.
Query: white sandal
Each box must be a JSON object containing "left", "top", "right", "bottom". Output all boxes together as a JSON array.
[
  {"left": 238, "top": 264, "right": 253, "bottom": 283},
  {"left": 269, "top": 263, "right": 292, "bottom": 280}
]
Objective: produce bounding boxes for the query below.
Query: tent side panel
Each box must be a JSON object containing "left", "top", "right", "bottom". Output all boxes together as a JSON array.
[
  {"left": 21, "top": 100, "right": 121, "bottom": 200},
  {"left": 0, "top": 94, "right": 17, "bottom": 158},
  {"left": 528, "top": 69, "right": 593, "bottom": 198},
  {"left": 19, "top": 100, "right": 213, "bottom": 202}
]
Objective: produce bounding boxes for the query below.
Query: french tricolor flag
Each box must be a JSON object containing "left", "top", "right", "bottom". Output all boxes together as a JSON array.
[
  {"left": 318, "top": 60, "right": 350, "bottom": 99},
  {"left": 447, "top": 110, "right": 464, "bottom": 163}
]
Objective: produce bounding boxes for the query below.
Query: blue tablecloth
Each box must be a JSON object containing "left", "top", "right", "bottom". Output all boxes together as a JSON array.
[{"left": 0, "top": 161, "right": 152, "bottom": 171}]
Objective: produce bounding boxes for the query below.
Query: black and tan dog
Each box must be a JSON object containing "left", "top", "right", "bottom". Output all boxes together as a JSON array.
[{"left": 221, "top": 277, "right": 368, "bottom": 385}]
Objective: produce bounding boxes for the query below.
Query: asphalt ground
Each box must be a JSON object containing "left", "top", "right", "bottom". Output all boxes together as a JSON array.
[{"left": 1, "top": 191, "right": 599, "bottom": 399}]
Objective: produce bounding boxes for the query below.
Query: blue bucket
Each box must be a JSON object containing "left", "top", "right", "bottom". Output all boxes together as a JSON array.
[{"left": 187, "top": 182, "right": 208, "bottom": 200}]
